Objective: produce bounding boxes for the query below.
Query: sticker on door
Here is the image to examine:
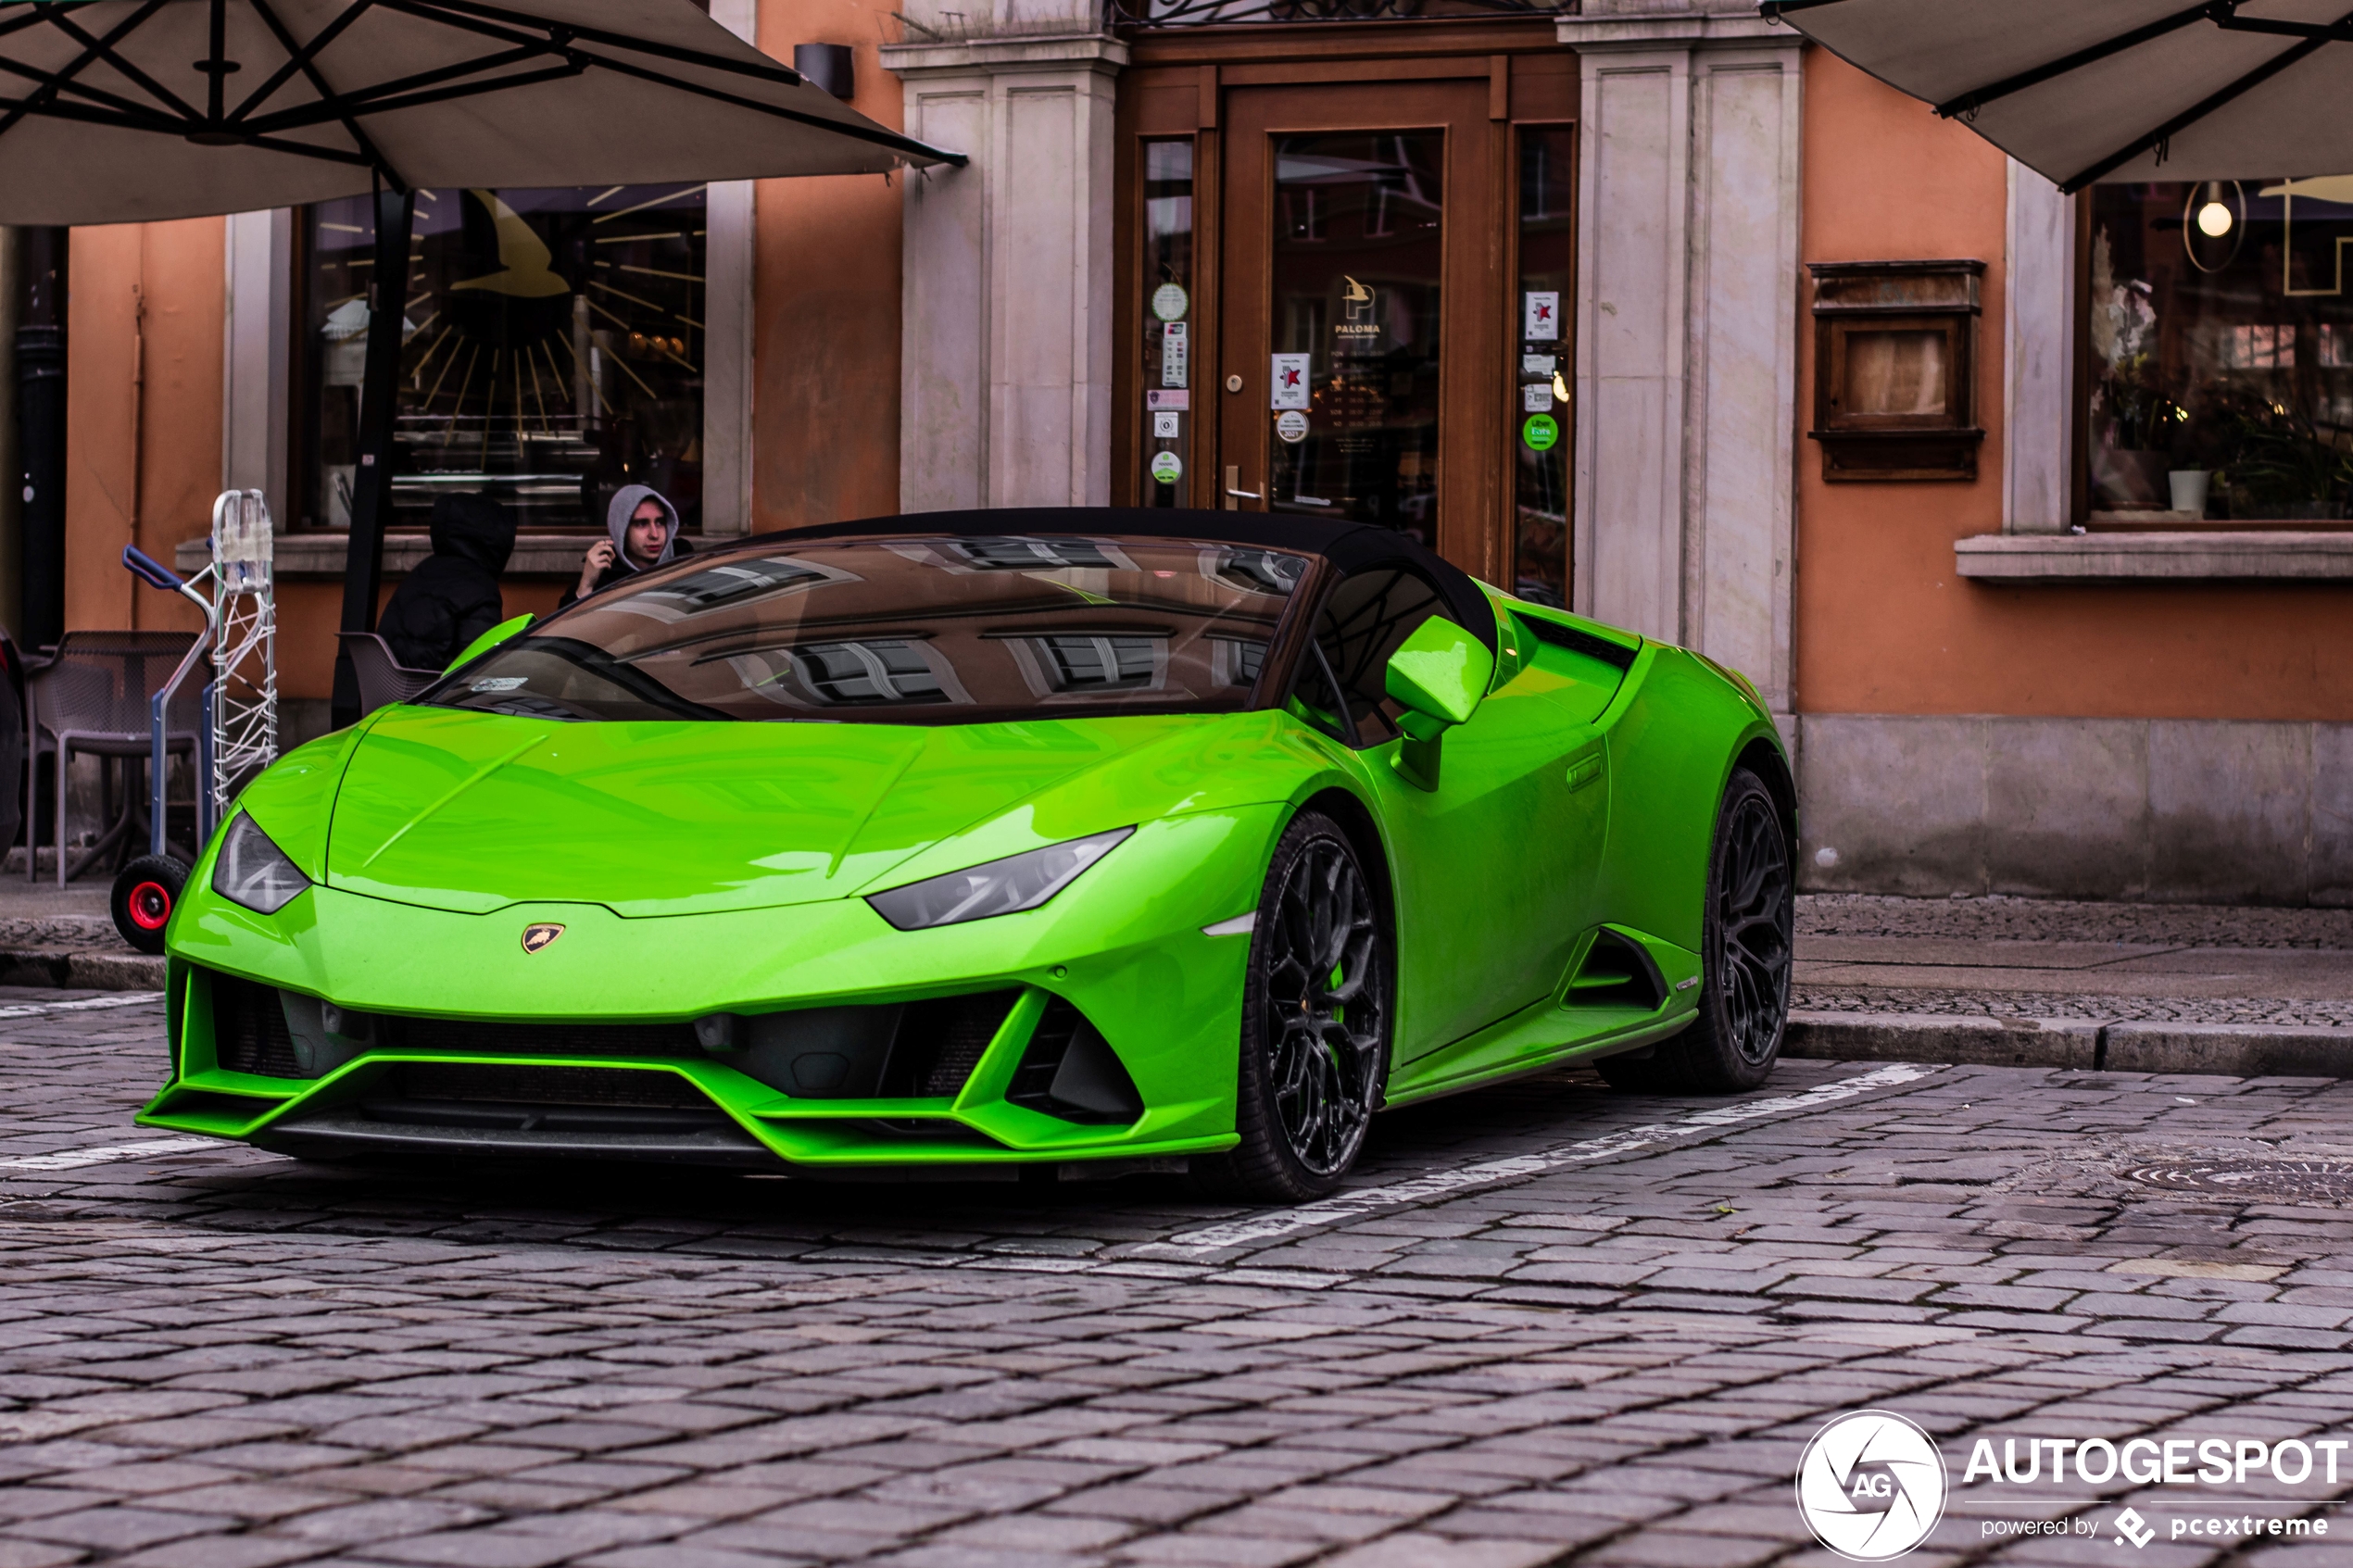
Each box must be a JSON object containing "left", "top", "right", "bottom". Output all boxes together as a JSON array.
[{"left": 1271, "top": 354, "right": 1311, "bottom": 410}]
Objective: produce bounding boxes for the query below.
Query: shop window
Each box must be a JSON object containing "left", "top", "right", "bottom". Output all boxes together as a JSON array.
[
  {"left": 294, "top": 184, "right": 707, "bottom": 533},
  {"left": 1806, "top": 260, "right": 1982, "bottom": 482},
  {"left": 1139, "top": 137, "right": 1196, "bottom": 506},
  {"left": 1515, "top": 125, "right": 1574, "bottom": 608},
  {"left": 2084, "top": 180, "right": 2353, "bottom": 523}
]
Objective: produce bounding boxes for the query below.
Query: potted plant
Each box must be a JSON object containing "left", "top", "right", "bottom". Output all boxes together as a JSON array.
[{"left": 2209, "top": 389, "right": 2353, "bottom": 521}]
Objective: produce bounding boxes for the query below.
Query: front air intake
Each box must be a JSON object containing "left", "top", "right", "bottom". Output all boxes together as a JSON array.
[{"left": 210, "top": 973, "right": 304, "bottom": 1078}]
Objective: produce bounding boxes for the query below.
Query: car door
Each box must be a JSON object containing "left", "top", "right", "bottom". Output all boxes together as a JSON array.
[{"left": 1292, "top": 562, "right": 1605, "bottom": 1060}]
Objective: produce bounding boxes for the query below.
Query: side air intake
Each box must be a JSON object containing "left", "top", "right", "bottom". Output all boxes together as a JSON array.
[
  {"left": 1007, "top": 998, "right": 1143, "bottom": 1125},
  {"left": 1565, "top": 930, "right": 1666, "bottom": 1012}
]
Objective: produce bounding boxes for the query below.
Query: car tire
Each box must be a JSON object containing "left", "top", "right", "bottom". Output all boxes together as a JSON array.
[
  {"left": 1600, "top": 768, "right": 1793, "bottom": 1095},
  {"left": 1592, "top": 1043, "right": 1668, "bottom": 1091},
  {"left": 1190, "top": 809, "right": 1391, "bottom": 1204}
]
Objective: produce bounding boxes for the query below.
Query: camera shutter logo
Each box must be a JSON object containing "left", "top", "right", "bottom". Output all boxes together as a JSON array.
[{"left": 1795, "top": 1411, "right": 1947, "bottom": 1561}]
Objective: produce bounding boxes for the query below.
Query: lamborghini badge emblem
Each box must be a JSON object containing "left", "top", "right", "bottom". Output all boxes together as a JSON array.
[{"left": 522, "top": 922, "right": 565, "bottom": 954}]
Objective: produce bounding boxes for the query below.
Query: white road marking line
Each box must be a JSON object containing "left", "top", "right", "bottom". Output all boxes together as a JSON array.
[
  {"left": 1159, "top": 1061, "right": 1940, "bottom": 1254},
  {"left": 1, "top": 1136, "right": 222, "bottom": 1171},
  {"left": 0, "top": 992, "right": 165, "bottom": 1022}
]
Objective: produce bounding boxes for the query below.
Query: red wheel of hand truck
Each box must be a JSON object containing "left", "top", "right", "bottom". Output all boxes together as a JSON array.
[{"left": 111, "top": 854, "right": 189, "bottom": 956}]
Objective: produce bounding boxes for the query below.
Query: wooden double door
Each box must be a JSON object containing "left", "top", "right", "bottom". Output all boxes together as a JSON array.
[{"left": 1116, "top": 27, "right": 1579, "bottom": 597}]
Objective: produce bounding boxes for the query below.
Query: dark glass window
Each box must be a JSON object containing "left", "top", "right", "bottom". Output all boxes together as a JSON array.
[
  {"left": 295, "top": 183, "right": 707, "bottom": 533},
  {"left": 1516, "top": 127, "right": 1574, "bottom": 605},
  {"left": 1139, "top": 138, "right": 1195, "bottom": 507},
  {"left": 1266, "top": 132, "right": 1444, "bottom": 544},
  {"left": 431, "top": 536, "right": 1305, "bottom": 723},
  {"left": 1303, "top": 564, "right": 1443, "bottom": 746},
  {"left": 2087, "top": 179, "right": 2353, "bottom": 521}
]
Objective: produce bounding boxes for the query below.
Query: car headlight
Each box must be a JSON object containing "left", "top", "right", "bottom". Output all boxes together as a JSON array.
[
  {"left": 866, "top": 827, "right": 1134, "bottom": 931},
  {"left": 212, "top": 813, "right": 311, "bottom": 915}
]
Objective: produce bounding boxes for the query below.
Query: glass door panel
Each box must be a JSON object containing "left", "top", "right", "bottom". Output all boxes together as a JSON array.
[
  {"left": 1265, "top": 132, "right": 1445, "bottom": 547},
  {"left": 1217, "top": 78, "right": 1507, "bottom": 580}
]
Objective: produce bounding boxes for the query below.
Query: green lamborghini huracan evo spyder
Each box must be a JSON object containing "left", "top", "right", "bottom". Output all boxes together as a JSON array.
[{"left": 139, "top": 508, "right": 1794, "bottom": 1202}]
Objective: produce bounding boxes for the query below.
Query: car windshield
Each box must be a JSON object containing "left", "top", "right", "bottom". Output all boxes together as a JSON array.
[{"left": 425, "top": 534, "right": 1312, "bottom": 723}]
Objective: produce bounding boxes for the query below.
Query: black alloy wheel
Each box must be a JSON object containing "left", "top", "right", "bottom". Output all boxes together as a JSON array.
[
  {"left": 1192, "top": 809, "right": 1391, "bottom": 1203},
  {"left": 1596, "top": 768, "right": 1792, "bottom": 1094},
  {"left": 1712, "top": 777, "right": 1795, "bottom": 1073}
]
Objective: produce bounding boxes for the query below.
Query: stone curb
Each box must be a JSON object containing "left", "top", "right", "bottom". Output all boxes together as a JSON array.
[
  {"left": 1787, "top": 1010, "right": 2353, "bottom": 1077},
  {"left": 0, "top": 949, "right": 165, "bottom": 991}
]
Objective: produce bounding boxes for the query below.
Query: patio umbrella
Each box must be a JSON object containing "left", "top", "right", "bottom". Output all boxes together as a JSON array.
[
  {"left": 0, "top": 0, "right": 964, "bottom": 720},
  {"left": 1760, "top": 0, "right": 2353, "bottom": 192}
]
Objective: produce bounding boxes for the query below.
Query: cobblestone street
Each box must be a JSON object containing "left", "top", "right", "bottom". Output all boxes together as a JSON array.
[{"left": 6, "top": 989, "right": 2353, "bottom": 1567}]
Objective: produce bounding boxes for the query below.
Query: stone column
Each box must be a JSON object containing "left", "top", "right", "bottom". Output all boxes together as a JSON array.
[
  {"left": 882, "top": 29, "right": 1126, "bottom": 512},
  {"left": 1558, "top": 6, "right": 1802, "bottom": 714},
  {"left": 2004, "top": 159, "right": 2075, "bottom": 534}
]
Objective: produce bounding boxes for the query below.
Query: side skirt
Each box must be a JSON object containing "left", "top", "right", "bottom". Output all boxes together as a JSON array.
[{"left": 1380, "top": 926, "right": 1702, "bottom": 1108}]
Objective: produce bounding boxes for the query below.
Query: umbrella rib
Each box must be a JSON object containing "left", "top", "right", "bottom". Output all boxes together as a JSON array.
[
  {"left": 249, "top": 59, "right": 583, "bottom": 131},
  {"left": 41, "top": 5, "right": 201, "bottom": 122},
  {"left": 0, "top": 10, "right": 60, "bottom": 44},
  {"left": 370, "top": 0, "right": 964, "bottom": 165},
  {"left": 560, "top": 42, "right": 970, "bottom": 166},
  {"left": 0, "top": 0, "right": 178, "bottom": 140},
  {"left": 0, "top": 52, "right": 197, "bottom": 124},
  {"left": 226, "top": 0, "right": 375, "bottom": 126},
  {"left": 0, "top": 87, "right": 366, "bottom": 161},
  {"left": 386, "top": 0, "right": 808, "bottom": 88},
  {"left": 1932, "top": 1, "right": 2221, "bottom": 119},
  {"left": 245, "top": 0, "right": 407, "bottom": 187},
  {"left": 0, "top": 93, "right": 184, "bottom": 135},
  {"left": 243, "top": 45, "right": 566, "bottom": 132},
  {"left": 2060, "top": 18, "right": 2341, "bottom": 191}
]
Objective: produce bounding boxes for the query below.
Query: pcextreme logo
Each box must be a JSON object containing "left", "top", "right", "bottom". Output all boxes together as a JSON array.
[{"left": 1795, "top": 1411, "right": 1949, "bottom": 1561}]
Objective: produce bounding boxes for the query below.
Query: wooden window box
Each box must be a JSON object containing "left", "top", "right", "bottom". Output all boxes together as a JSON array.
[{"left": 1807, "top": 259, "right": 1984, "bottom": 482}]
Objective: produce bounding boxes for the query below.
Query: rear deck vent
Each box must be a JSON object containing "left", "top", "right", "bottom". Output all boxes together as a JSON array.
[
  {"left": 1566, "top": 931, "right": 1666, "bottom": 1012},
  {"left": 1007, "top": 998, "right": 1143, "bottom": 1126},
  {"left": 1516, "top": 613, "right": 1636, "bottom": 671},
  {"left": 210, "top": 973, "right": 305, "bottom": 1079}
]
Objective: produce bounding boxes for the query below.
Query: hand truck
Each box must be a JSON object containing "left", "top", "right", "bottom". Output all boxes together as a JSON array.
[{"left": 109, "top": 490, "right": 278, "bottom": 953}]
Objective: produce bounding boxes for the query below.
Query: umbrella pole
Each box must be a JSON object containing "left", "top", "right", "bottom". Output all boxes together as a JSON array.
[{"left": 331, "top": 186, "right": 416, "bottom": 729}]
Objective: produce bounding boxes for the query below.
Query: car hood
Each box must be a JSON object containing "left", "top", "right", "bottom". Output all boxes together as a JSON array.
[{"left": 321, "top": 706, "right": 1292, "bottom": 917}]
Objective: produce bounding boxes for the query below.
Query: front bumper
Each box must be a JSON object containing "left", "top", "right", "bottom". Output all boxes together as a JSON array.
[{"left": 140, "top": 809, "right": 1277, "bottom": 1170}]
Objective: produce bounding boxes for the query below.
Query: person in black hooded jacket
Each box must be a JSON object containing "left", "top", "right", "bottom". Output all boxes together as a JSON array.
[{"left": 374, "top": 493, "right": 517, "bottom": 671}]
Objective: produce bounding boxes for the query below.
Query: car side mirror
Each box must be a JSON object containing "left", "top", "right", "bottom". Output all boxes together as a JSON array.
[
  {"left": 446, "top": 613, "right": 535, "bottom": 674},
  {"left": 1383, "top": 615, "right": 1493, "bottom": 790}
]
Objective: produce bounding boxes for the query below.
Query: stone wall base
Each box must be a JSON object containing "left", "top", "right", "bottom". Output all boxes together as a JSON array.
[{"left": 1793, "top": 713, "right": 2353, "bottom": 906}]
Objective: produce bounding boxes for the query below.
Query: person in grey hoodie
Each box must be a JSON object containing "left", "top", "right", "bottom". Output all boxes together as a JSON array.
[{"left": 560, "top": 483, "right": 691, "bottom": 608}]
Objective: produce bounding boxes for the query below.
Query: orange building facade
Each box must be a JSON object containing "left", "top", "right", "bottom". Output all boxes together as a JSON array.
[{"left": 30, "top": 4, "right": 2353, "bottom": 902}]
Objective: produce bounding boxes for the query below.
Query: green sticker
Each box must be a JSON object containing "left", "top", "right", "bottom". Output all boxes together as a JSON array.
[
  {"left": 1149, "top": 451, "right": 1184, "bottom": 485},
  {"left": 1522, "top": 413, "right": 1560, "bottom": 452}
]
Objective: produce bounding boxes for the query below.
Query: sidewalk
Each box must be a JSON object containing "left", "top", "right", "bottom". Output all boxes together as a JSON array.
[
  {"left": 1788, "top": 894, "right": 2353, "bottom": 1075},
  {"left": 0, "top": 859, "right": 157, "bottom": 990}
]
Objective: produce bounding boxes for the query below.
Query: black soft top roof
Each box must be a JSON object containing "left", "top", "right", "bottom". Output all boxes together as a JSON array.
[{"left": 755, "top": 507, "right": 1499, "bottom": 651}]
